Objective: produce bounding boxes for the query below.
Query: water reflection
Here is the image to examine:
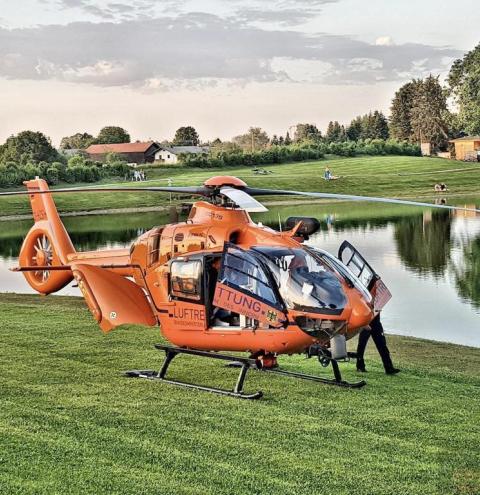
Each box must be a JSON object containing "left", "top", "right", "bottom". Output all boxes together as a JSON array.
[
  {"left": 394, "top": 211, "right": 452, "bottom": 278},
  {"left": 453, "top": 237, "right": 480, "bottom": 309}
]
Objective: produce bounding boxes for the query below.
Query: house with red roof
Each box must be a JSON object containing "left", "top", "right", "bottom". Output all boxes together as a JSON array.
[{"left": 85, "top": 141, "right": 161, "bottom": 165}]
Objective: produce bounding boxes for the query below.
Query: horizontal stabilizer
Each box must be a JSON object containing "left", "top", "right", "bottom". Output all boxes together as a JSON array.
[{"left": 71, "top": 263, "right": 156, "bottom": 333}]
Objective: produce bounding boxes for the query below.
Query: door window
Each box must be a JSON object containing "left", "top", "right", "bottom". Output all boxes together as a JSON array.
[
  {"left": 338, "top": 241, "right": 377, "bottom": 290},
  {"left": 170, "top": 259, "right": 202, "bottom": 301}
]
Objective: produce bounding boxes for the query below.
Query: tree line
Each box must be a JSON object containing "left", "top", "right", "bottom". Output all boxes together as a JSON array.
[{"left": 0, "top": 129, "right": 129, "bottom": 188}]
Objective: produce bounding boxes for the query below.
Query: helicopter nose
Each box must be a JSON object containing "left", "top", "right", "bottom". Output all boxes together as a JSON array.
[{"left": 348, "top": 293, "right": 374, "bottom": 329}]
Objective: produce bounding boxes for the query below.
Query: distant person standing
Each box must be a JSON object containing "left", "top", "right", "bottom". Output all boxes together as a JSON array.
[{"left": 356, "top": 313, "right": 400, "bottom": 374}]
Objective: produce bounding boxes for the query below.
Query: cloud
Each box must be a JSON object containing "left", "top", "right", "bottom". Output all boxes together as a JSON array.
[
  {"left": 52, "top": 0, "right": 177, "bottom": 20},
  {"left": 0, "top": 13, "right": 461, "bottom": 89},
  {"left": 234, "top": 0, "right": 339, "bottom": 26},
  {"left": 375, "top": 36, "right": 394, "bottom": 47}
]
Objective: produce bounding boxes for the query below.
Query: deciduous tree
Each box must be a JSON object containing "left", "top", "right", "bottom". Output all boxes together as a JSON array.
[
  {"left": 448, "top": 43, "right": 480, "bottom": 135},
  {"left": 172, "top": 126, "right": 200, "bottom": 146},
  {"left": 60, "top": 132, "right": 94, "bottom": 150},
  {"left": 0, "top": 131, "right": 59, "bottom": 165},
  {"left": 96, "top": 126, "right": 131, "bottom": 144},
  {"left": 232, "top": 127, "right": 269, "bottom": 151},
  {"left": 294, "top": 123, "right": 322, "bottom": 143}
]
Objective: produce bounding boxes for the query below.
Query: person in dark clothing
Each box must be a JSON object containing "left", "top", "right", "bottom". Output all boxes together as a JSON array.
[{"left": 356, "top": 313, "right": 400, "bottom": 374}]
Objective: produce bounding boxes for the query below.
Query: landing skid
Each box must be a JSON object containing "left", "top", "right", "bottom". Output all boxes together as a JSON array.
[
  {"left": 228, "top": 356, "right": 366, "bottom": 389},
  {"left": 260, "top": 360, "right": 366, "bottom": 389},
  {"left": 125, "top": 345, "right": 263, "bottom": 400},
  {"left": 125, "top": 344, "right": 365, "bottom": 399}
]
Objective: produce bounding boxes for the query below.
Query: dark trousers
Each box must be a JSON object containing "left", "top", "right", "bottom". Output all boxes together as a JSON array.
[{"left": 357, "top": 314, "right": 394, "bottom": 371}]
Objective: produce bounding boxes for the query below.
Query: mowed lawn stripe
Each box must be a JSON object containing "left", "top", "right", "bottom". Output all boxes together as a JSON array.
[{"left": 0, "top": 294, "right": 479, "bottom": 495}]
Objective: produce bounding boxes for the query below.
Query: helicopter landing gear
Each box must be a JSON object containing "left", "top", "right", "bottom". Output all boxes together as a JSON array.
[
  {"left": 260, "top": 358, "right": 366, "bottom": 388},
  {"left": 124, "top": 344, "right": 263, "bottom": 400},
  {"left": 257, "top": 355, "right": 366, "bottom": 388}
]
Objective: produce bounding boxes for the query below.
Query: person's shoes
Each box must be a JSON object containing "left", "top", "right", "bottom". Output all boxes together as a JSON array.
[
  {"left": 356, "top": 358, "right": 367, "bottom": 372},
  {"left": 385, "top": 367, "right": 401, "bottom": 375}
]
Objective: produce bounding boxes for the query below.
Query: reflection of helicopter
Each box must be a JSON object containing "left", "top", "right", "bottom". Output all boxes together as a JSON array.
[{"left": 3, "top": 176, "right": 479, "bottom": 399}]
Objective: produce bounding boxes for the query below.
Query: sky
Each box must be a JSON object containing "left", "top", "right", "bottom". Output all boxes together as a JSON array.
[{"left": 0, "top": 0, "right": 478, "bottom": 145}]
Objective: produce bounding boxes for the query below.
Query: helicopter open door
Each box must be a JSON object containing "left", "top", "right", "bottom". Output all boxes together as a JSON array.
[
  {"left": 212, "top": 244, "right": 286, "bottom": 328},
  {"left": 338, "top": 240, "right": 392, "bottom": 311}
]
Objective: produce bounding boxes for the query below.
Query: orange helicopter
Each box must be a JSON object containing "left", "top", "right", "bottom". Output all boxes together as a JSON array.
[{"left": 3, "top": 175, "right": 479, "bottom": 399}]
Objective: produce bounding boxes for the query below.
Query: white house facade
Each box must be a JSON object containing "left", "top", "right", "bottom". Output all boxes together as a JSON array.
[{"left": 154, "top": 146, "right": 208, "bottom": 164}]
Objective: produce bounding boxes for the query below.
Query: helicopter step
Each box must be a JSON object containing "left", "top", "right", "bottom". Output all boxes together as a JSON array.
[{"left": 124, "top": 345, "right": 263, "bottom": 400}]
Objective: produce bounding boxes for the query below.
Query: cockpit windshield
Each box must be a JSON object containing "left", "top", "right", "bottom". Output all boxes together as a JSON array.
[{"left": 251, "top": 246, "right": 347, "bottom": 314}]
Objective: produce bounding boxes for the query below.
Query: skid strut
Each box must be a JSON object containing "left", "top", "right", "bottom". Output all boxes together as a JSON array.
[{"left": 125, "top": 345, "right": 263, "bottom": 400}]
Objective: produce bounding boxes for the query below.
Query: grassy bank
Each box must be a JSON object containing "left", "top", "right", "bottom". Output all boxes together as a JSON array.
[
  {"left": 0, "top": 294, "right": 479, "bottom": 495},
  {"left": 1, "top": 155, "right": 479, "bottom": 217}
]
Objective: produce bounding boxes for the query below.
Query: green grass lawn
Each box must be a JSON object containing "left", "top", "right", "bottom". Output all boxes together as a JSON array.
[
  {"left": 1, "top": 155, "right": 479, "bottom": 217},
  {"left": 0, "top": 294, "right": 479, "bottom": 495}
]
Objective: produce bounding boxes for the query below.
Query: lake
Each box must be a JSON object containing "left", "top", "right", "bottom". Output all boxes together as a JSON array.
[{"left": 1, "top": 199, "right": 479, "bottom": 347}]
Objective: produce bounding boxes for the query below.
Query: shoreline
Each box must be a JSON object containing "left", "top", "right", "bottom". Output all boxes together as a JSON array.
[{"left": 1, "top": 191, "right": 477, "bottom": 222}]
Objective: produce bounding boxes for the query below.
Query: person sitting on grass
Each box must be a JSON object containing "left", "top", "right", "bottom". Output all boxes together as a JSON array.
[{"left": 324, "top": 166, "right": 340, "bottom": 181}]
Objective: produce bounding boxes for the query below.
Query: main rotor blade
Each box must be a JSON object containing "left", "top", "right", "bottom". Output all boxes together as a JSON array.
[
  {"left": 0, "top": 186, "right": 207, "bottom": 197},
  {"left": 220, "top": 187, "right": 268, "bottom": 212},
  {"left": 245, "top": 188, "right": 480, "bottom": 214}
]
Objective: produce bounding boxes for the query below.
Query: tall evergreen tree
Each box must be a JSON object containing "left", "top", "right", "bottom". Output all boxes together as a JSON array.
[
  {"left": 389, "top": 81, "right": 418, "bottom": 141},
  {"left": 325, "top": 121, "right": 344, "bottom": 142},
  {"left": 346, "top": 117, "right": 362, "bottom": 141},
  {"left": 372, "top": 111, "right": 390, "bottom": 139},
  {"left": 284, "top": 132, "right": 292, "bottom": 145},
  {"left": 410, "top": 75, "right": 449, "bottom": 145}
]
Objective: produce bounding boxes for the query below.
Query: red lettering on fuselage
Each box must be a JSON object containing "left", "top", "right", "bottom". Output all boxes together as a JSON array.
[
  {"left": 213, "top": 283, "right": 284, "bottom": 328},
  {"left": 173, "top": 307, "right": 205, "bottom": 321}
]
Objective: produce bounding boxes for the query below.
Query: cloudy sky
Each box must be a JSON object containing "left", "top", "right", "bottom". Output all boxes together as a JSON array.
[{"left": 0, "top": 0, "right": 478, "bottom": 144}]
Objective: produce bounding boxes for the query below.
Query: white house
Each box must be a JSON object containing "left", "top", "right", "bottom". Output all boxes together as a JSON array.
[{"left": 154, "top": 146, "right": 208, "bottom": 164}]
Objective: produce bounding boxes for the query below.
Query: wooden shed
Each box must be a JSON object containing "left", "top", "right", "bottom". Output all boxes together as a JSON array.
[{"left": 449, "top": 136, "right": 480, "bottom": 161}]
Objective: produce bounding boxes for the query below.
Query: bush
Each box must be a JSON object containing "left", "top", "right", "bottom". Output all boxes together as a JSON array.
[{"left": 46, "top": 167, "right": 59, "bottom": 185}]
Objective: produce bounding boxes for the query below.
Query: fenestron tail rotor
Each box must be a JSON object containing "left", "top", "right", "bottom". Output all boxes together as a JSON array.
[{"left": 32, "top": 233, "right": 53, "bottom": 282}]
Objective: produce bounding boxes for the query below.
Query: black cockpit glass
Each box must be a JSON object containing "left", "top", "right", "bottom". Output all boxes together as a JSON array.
[
  {"left": 220, "top": 246, "right": 282, "bottom": 309},
  {"left": 251, "top": 246, "right": 347, "bottom": 315}
]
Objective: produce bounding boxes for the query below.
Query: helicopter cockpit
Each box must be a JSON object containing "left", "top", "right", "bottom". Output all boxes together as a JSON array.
[
  {"left": 206, "top": 244, "right": 350, "bottom": 329},
  {"left": 250, "top": 246, "right": 347, "bottom": 315}
]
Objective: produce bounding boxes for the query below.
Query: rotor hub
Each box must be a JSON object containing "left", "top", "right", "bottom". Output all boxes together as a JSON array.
[{"left": 203, "top": 176, "right": 247, "bottom": 189}]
